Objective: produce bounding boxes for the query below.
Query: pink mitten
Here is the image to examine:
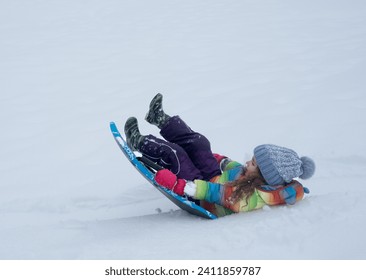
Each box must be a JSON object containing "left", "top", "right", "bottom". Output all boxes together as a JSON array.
[{"left": 155, "top": 169, "right": 186, "bottom": 196}]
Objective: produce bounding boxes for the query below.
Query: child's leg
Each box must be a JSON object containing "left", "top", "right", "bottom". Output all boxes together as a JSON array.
[
  {"left": 160, "top": 116, "right": 221, "bottom": 180},
  {"left": 139, "top": 135, "right": 203, "bottom": 181}
]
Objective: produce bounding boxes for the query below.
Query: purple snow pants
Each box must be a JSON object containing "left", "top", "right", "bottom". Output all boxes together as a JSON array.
[{"left": 138, "top": 116, "right": 221, "bottom": 181}]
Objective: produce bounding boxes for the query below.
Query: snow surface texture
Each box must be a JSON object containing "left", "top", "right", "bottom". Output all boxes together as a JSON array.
[{"left": 1, "top": 0, "right": 366, "bottom": 259}]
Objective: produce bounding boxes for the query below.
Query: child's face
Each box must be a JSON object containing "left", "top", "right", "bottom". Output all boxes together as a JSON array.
[{"left": 245, "top": 156, "right": 259, "bottom": 175}]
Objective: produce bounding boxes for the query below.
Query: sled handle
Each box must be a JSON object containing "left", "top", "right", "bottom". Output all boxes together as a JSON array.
[{"left": 137, "top": 156, "right": 164, "bottom": 173}]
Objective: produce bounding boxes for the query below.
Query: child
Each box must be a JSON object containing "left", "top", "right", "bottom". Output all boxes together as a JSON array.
[{"left": 125, "top": 93, "right": 315, "bottom": 217}]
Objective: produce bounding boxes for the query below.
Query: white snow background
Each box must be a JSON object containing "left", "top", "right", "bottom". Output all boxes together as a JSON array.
[{"left": 1, "top": 0, "right": 366, "bottom": 259}]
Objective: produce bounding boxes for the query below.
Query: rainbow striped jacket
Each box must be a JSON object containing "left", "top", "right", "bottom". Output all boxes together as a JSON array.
[{"left": 193, "top": 160, "right": 309, "bottom": 217}]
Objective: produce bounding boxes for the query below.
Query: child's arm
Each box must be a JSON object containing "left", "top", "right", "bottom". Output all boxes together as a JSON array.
[{"left": 213, "top": 153, "right": 242, "bottom": 172}]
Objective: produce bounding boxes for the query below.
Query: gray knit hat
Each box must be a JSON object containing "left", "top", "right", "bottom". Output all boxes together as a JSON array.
[{"left": 253, "top": 144, "right": 315, "bottom": 185}]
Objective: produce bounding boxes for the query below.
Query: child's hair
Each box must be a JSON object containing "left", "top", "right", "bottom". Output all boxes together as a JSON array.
[{"left": 226, "top": 167, "right": 266, "bottom": 204}]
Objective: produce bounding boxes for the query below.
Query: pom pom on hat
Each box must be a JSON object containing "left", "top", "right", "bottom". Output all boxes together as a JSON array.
[
  {"left": 254, "top": 144, "right": 315, "bottom": 186},
  {"left": 299, "top": 156, "right": 316, "bottom": 179}
]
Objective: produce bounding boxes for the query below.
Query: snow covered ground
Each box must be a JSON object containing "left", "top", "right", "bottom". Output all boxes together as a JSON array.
[{"left": 1, "top": 0, "right": 366, "bottom": 259}]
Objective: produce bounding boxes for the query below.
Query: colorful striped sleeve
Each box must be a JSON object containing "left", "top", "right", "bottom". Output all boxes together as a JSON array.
[{"left": 192, "top": 179, "right": 263, "bottom": 213}]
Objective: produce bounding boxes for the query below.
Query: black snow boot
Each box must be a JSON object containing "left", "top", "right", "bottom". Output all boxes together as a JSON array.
[
  {"left": 124, "top": 117, "right": 144, "bottom": 151},
  {"left": 145, "top": 93, "right": 170, "bottom": 129}
]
